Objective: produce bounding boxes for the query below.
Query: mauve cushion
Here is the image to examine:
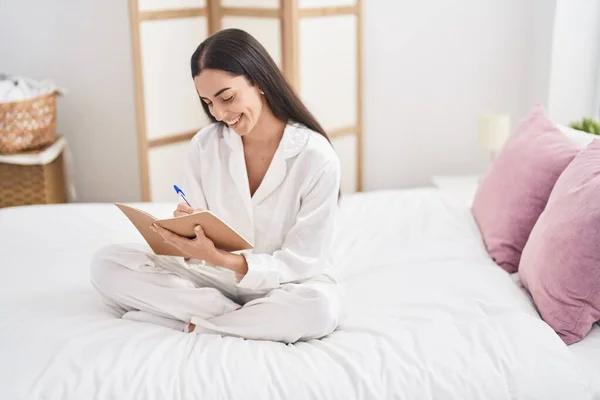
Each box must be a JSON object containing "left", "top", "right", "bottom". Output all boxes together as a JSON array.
[
  {"left": 472, "top": 105, "right": 579, "bottom": 273},
  {"left": 519, "top": 139, "right": 600, "bottom": 345}
]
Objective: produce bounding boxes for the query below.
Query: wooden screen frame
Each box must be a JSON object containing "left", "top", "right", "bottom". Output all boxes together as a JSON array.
[{"left": 128, "top": 0, "right": 363, "bottom": 200}]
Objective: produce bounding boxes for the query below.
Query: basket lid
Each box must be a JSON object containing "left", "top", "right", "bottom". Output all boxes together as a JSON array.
[{"left": 0, "top": 135, "right": 65, "bottom": 165}]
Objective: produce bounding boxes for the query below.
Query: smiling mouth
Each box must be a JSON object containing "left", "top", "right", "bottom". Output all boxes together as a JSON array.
[{"left": 224, "top": 114, "right": 242, "bottom": 127}]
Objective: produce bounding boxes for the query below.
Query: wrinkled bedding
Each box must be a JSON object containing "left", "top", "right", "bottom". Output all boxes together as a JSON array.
[{"left": 0, "top": 188, "right": 595, "bottom": 399}]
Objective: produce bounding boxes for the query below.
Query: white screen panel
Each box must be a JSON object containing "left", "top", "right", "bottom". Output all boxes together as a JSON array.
[
  {"left": 140, "top": 17, "right": 210, "bottom": 140},
  {"left": 331, "top": 134, "right": 357, "bottom": 194},
  {"left": 221, "top": 0, "right": 278, "bottom": 8},
  {"left": 299, "top": 0, "right": 355, "bottom": 8},
  {"left": 221, "top": 17, "right": 282, "bottom": 67},
  {"left": 299, "top": 15, "right": 357, "bottom": 131},
  {"left": 148, "top": 141, "right": 190, "bottom": 202},
  {"left": 139, "top": 0, "right": 206, "bottom": 12}
]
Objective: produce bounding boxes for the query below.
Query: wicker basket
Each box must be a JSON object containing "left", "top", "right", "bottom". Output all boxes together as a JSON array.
[
  {"left": 0, "top": 138, "right": 67, "bottom": 208},
  {"left": 0, "top": 91, "right": 57, "bottom": 154}
]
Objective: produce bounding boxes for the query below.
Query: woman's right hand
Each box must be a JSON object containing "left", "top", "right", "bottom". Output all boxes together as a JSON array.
[
  {"left": 173, "top": 202, "right": 204, "bottom": 217},
  {"left": 172, "top": 202, "right": 205, "bottom": 262}
]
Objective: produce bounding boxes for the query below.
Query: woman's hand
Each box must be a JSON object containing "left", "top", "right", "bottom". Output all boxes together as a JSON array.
[
  {"left": 151, "top": 223, "right": 249, "bottom": 276},
  {"left": 173, "top": 202, "right": 205, "bottom": 217},
  {"left": 170, "top": 203, "right": 206, "bottom": 261},
  {"left": 151, "top": 224, "right": 218, "bottom": 264}
]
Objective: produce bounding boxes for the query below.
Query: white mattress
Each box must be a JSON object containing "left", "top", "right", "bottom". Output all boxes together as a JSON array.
[{"left": 0, "top": 188, "right": 597, "bottom": 399}]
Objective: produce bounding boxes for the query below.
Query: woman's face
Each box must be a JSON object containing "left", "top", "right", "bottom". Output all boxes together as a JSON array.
[{"left": 194, "top": 68, "right": 264, "bottom": 136}]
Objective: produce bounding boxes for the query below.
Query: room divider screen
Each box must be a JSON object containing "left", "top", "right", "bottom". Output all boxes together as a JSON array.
[{"left": 129, "top": 0, "right": 362, "bottom": 201}]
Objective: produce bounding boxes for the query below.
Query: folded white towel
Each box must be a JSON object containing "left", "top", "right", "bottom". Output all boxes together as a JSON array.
[{"left": 0, "top": 74, "right": 65, "bottom": 103}]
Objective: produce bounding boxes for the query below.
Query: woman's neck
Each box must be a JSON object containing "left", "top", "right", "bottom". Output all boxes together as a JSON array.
[{"left": 242, "top": 107, "right": 286, "bottom": 147}]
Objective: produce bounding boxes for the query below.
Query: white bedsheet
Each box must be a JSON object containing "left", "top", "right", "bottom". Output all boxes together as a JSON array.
[
  {"left": 511, "top": 273, "right": 600, "bottom": 398},
  {"left": 571, "top": 326, "right": 600, "bottom": 397},
  {"left": 0, "top": 188, "right": 595, "bottom": 399}
]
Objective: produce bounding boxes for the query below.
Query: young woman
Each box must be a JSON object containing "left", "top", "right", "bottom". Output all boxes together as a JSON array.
[{"left": 91, "top": 28, "right": 341, "bottom": 343}]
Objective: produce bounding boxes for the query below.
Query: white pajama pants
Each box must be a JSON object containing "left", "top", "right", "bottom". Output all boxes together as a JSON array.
[{"left": 90, "top": 244, "right": 340, "bottom": 343}]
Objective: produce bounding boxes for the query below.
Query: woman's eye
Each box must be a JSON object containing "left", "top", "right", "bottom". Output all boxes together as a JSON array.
[{"left": 223, "top": 96, "right": 234, "bottom": 102}]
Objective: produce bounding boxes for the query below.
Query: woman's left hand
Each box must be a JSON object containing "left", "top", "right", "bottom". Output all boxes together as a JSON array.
[{"left": 151, "top": 223, "right": 218, "bottom": 264}]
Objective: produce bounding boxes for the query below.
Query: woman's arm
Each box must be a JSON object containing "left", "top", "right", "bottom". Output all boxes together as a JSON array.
[
  {"left": 215, "top": 251, "right": 248, "bottom": 276},
  {"left": 154, "top": 223, "right": 249, "bottom": 274},
  {"left": 230, "top": 158, "right": 340, "bottom": 291}
]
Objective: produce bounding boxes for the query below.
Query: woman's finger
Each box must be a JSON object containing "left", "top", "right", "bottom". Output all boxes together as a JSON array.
[
  {"left": 152, "top": 224, "right": 178, "bottom": 242},
  {"left": 162, "top": 233, "right": 184, "bottom": 249},
  {"left": 194, "top": 225, "right": 207, "bottom": 240},
  {"left": 177, "top": 203, "right": 194, "bottom": 214}
]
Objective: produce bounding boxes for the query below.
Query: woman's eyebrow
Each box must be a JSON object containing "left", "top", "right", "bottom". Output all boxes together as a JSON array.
[{"left": 200, "top": 87, "right": 231, "bottom": 100}]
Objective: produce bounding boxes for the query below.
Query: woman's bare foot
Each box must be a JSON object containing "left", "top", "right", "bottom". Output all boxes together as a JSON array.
[{"left": 187, "top": 322, "right": 196, "bottom": 332}]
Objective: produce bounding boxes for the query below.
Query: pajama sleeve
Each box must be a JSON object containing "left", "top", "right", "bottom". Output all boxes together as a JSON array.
[{"left": 236, "top": 158, "right": 341, "bottom": 291}]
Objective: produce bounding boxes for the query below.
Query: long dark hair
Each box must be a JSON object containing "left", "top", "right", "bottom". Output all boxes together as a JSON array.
[{"left": 190, "top": 28, "right": 331, "bottom": 145}]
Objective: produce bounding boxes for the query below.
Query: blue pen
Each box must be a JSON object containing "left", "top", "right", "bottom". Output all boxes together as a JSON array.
[{"left": 173, "top": 184, "right": 192, "bottom": 207}]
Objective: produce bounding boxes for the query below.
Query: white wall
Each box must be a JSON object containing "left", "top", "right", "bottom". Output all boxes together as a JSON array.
[
  {"left": 0, "top": 0, "right": 141, "bottom": 202},
  {"left": 3, "top": 1, "right": 598, "bottom": 199},
  {"left": 547, "top": 0, "right": 600, "bottom": 125},
  {"left": 362, "top": 0, "right": 536, "bottom": 190},
  {"left": 530, "top": 0, "right": 557, "bottom": 110}
]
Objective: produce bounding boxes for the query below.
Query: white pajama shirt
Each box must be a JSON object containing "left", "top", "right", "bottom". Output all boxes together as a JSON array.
[{"left": 91, "top": 122, "right": 342, "bottom": 343}]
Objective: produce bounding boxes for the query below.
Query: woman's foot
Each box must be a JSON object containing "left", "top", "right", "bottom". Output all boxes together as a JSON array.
[{"left": 187, "top": 322, "right": 196, "bottom": 332}]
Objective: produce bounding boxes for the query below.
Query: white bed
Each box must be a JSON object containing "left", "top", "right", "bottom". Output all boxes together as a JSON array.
[
  {"left": 509, "top": 273, "right": 600, "bottom": 398},
  {"left": 0, "top": 188, "right": 597, "bottom": 399}
]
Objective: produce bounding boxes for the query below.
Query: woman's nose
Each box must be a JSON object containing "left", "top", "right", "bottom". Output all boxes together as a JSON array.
[{"left": 211, "top": 104, "right": 225, "bottom": 121}]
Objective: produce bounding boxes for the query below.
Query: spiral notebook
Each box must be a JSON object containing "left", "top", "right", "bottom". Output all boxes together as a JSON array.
[{"left": 114, "top": 202, "right": 253, "bottom": 257}]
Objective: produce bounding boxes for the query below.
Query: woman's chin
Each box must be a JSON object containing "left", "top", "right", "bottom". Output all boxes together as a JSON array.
[
  {"left": 231, "top": 122, "right": 253, "bottom": 136},
  {"left": 231, "top": 127, "right": 247, "bottom": 136}
]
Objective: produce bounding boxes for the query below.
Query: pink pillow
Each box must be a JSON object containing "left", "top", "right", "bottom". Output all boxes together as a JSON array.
[
  {"left": 519, "top": 139, "right": 600, "bottom": 345},
  {"left": 472, "top": 105, "right": 578, "bottom": 273}
]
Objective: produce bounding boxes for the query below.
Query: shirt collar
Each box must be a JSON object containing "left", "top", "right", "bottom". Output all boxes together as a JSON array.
[{"left": 223, "top": 122, "right": 309, "bottom": 159}]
